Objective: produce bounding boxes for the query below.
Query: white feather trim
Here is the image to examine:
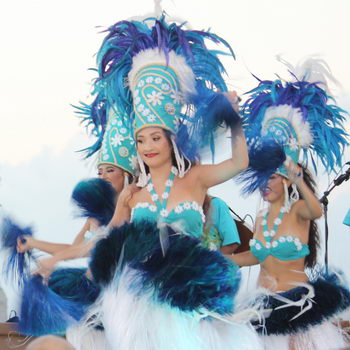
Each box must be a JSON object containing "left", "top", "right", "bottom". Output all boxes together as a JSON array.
[
  {"left": 101, "top": 266, "right": 263, "bottom": 350},
  {"left": 128, "top": 48, "right": 196, "bottom": 97},
  {"left": 276, "top": 55, "right": 340, "bottom": 95},
  {"left": 262, "top": 105, "right": 313, "bottom": 147}
]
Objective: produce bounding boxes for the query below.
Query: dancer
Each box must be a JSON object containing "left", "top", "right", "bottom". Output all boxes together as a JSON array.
[
  {"left": 87, "top": 15, "right": 262, "bottom": 350},
  {"left": 230, "top": 58, "right": 350, "bottom": 349},
  {"left": 16, "top": 107, "right": 136, "bottom": 279}
]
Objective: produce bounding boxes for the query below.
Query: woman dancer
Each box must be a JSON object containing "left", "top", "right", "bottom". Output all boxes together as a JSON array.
[
  {"left": 230, "top": 58, "right": 350, "bottom": 350},
  {"left": 87, "top": 15, "right": 262, "bottom": 350},
  {"left": 15, "top": 107, "right": 136, "bottom": 278}
]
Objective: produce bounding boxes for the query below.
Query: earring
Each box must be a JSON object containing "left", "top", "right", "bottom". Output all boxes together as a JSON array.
[
  {"left": 136, "top": 152, "right": 148, "bottom": 187},
  {"left": 171, "top": 136, "right": 191, "bottom": 178}
]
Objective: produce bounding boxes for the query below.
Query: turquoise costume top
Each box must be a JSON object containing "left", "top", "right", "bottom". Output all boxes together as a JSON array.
[
  {"left": 249, "top": 208, "right": 309, "bottom": 262},
  {"left": 131, "top": 167, "right": 205, "bottom": 238},
  {"left": 202, "top": 197, "right": 240, "bottom": 250}
]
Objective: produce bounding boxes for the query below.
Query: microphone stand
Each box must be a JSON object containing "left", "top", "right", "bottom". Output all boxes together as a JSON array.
[{"left": 320, "top": 165, "right": 350, "bottom": 273}]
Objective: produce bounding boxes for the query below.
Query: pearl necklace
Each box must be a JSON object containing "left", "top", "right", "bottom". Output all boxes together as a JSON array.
[
  {"left": 146, "top": 166, "right": 178, "bottom": 217},
  {"left": 261, "top": 205, "right": 288, "bottom": 246}
]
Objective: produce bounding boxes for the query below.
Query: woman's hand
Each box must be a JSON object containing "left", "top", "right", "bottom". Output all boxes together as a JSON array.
[
  {"left": 119, "top": 183, "right": 140, "bottom": 207},
  {"left": 17, "top": 235, "right": 35, "bottom": 253},
  {"left": 284, "top": 157, "right": 303, "bottom": 185}
]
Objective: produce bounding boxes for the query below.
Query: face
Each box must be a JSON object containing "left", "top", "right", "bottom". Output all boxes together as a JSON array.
[
  {"left": 261, "top": 174, "right": 289, "bottom": 203},
  {"left": 97, "top": 164, "right": 125, "bottom": 192},
  {"left": 136, "top": 127, "right": 173, "bottom": 169}
]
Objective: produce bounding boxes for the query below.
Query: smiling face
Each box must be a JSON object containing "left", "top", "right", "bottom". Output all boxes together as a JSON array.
[
  {"left": 261, "top": 173, "right": 289, "bottom": 203},
  {"left": 97, "top": 164, "right": 125, "bottom": 192},
  {"left": 136, "top": 127, "right": 173, "bottom": 169}
]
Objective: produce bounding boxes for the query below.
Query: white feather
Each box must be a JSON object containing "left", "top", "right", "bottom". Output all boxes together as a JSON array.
[
  {"left": 128, "top": 48, "right": 196, "bottom": 97},
  {"left": 262, "top": 105, "right": 313, "bottom": 147}
]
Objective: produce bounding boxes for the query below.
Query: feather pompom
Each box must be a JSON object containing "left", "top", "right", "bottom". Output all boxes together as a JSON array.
[
  {"left": 90, "top": 221, "right": 240, "bottom": 315},
  {"left": 0, "top": 216, "right": 35, "bottom": 285},
  {"left": 18, "top": 275, "right": 85, "bottom": 336},
  {"left": 71, "top": 178, "right": 117, "bottom": 226},
  {"left": 48, "top": 268, "right": 101, "bottom": 306},
  {"left": 237, "top": 139, "right": 286, "bottom": 195}
]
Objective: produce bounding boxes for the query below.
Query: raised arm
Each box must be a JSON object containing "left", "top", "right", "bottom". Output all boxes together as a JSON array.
[
  {"left": 285, "top": 160, "right": 323, "bottom": 220},
  {"left": 192, "top": 91, "right": 248, "bottom": 189},
  {"left": 195, "top": 125, "right": 248, "bottom": 189}
]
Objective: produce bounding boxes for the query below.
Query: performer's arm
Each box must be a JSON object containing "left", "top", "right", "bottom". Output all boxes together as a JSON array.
[
  {"left": 16, "top": 219, "right": 91, "bottom": 254},
  {"left": 109, "top": 184, "right": 138, "bottom": 227},
  {"left": 194, "top": 92, "right": 248, "bottom": 188},
  {"left": 227, "top": 250, "right": 259, "bottom": 267},
  {"left": 285, "top": 160, "right": 323, "bottom": 220},
  {"left": 35, "top": 239, "right": 95, "bottom": 279}
]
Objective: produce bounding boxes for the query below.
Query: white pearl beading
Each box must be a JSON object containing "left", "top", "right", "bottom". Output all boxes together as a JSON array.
[
  {"left": 131, "top": 201, "right": 205, "bottom": 223},
  {"left": 249, "top": 236, "right": 303, "bottom": 251}
]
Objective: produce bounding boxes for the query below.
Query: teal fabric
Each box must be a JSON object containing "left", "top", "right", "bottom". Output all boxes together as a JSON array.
[
  {"left": 131, "top": 201, "right": 205, "bottom": 238},
  {"left": 98, "top": 108, "right": 137, "bottom": 175},
  {"left": 202, "top": 197, "right": 240, "bottom": 250},
  {"left": 344, "top": 209, "right": 350, "bottom": 227},
  {"left": 250, "top": 236, "right": 310, "bottom": 262},
  {"left": 132, "top": 64, "right": 181, "bottom": 135}
]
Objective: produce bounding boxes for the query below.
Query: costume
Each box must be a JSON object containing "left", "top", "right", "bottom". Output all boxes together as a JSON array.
[
  {"left": 239, "top": 58, "right": 350, "bottom": 349},
  {"left": 83, "top": 14, "right": 263, "bottom": 350},
  {"left": 202, "top": 197, "right": 241, "bottom": 251}
]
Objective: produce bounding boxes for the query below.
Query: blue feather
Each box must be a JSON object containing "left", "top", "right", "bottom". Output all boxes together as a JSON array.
[
  {"left": 48, "top": 268, "right": 101, "bottom": 306},
  {"left": 18, "top": 275, "right": 85, "bottom": 336},
  {"left": 90, "top": 221, "right": 240, "bottom": 315},
  {"left": 71, "top": 178, "right": 117, "bottom": 226},
  {"left": 237, "top": 139, "right": 286, "bottom": 195},
  {"left": 253, "top": 271, "right": 350, "bottom": 335},
  {"left": 242, "top": 78, "right": 349, "bottom": 174},
  {"left": 0, "top": 217, "right": 35, "bottom": 285}
]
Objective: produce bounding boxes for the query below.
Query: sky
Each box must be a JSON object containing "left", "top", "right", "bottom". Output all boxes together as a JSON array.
[{"left": 0, "top": 0, "right": 350, "bottom": 317}]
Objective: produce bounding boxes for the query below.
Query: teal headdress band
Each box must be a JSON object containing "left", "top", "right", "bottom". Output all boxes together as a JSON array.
[
  {"left": 129, "top": 48, "right": 196, "bottom": 136},
  {"left": 261, "top": 106, "right": 311, "bottom": 178},
  {"left": 98, "top": 108, "right": 137, "bottom": 175}
]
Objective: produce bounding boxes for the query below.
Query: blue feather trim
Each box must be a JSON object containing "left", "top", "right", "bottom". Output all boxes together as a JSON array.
[
  {"left": 0, "top": 217, "right": 35, "bottom": 285},
  {"left": 237, "top": 139, "right": 286, "bottom": 194},
  {"left": 253, "top": 272, "right": 350, "bottom": 335},
  {"left": 71, "top": 178, "right": 117, "bottom": 226},
  {"left": 241, "top": 78, "right": 349, "bottom": 175},
  {"left": 48, "top": 268, "right": 101, "bottom": 306},
  {"left": 18, "top": 275, "right": 85, "bottom": 336},
  {"left": 90, "top": 220, "right": 240, "bottom": 315}
]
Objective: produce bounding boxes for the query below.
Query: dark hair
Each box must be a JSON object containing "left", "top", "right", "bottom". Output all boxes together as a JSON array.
[{"left": 289, "top": 164, "right": 320, "bottom": 268}]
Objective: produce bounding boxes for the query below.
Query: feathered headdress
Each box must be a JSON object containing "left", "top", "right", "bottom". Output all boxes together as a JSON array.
[
  {"left": 239, "top": 57, "right": 349, "bottom": 194},
  {"left": 78, "top": 15, "right": 240, "bottom": 183}
]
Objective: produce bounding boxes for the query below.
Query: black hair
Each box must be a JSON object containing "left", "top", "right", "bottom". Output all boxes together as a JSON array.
[{"left": 289, "top": 164, "right": 320, "bottom": 268}]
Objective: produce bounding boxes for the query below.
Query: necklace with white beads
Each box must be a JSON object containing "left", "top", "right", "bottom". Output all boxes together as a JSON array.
[
  {"left": 146, "top": 166, "right": 178, "bottom": 217},
  {"left": 261, "top": 205, "right": 288, "bottom": 246}
]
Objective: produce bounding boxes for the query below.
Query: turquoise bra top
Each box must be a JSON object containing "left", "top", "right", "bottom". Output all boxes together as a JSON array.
[
  {"left": 249, "top": 236, "right": 310, "bottom": 262},
  {"left": 249, "top": 208, "right": 310, "bottom": 262},
  {"left": 131, "top": 168, "right": 205, "bottom": 239}
]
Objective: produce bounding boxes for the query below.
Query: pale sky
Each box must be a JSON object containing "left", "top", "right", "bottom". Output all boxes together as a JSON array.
[{"left": 0, "top": 0, "right": 350, "bottom": 317}]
